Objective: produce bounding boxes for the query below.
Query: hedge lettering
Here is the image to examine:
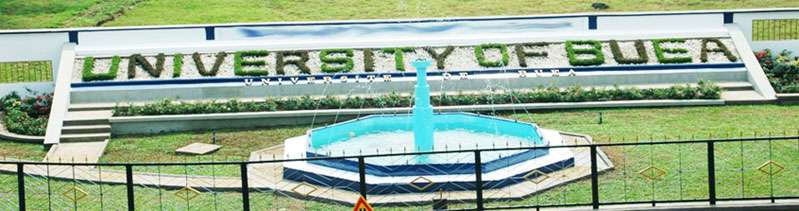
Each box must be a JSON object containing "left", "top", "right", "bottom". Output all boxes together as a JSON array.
[{"left": 565, "top": 40, "right": 605, "bottom": 66}]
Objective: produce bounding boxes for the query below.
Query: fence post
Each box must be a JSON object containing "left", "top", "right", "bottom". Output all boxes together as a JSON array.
[
  {"left": 17, "top": 163, "right": 25, "bottom": 211},
  {"left": 358, "top": 157, "right": 368, "bottom": 199},
  {"left": 707, "top": 141, "right": 717, "bottom": 205},
  {"left": 474, "top": 150, "right": 484, "bottom": 210},
  {"left": 241, "top": 163, "right": 250, "bottom": 211},
  {"left": 125, "top": 165, "right": 135, "bottom": 211},
  {"left": 590, "top": 146, "right": 600, "bottom": 209}
]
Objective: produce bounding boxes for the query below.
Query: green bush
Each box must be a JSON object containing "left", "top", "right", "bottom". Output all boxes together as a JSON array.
[
  {"left": 193, "top": 52, "right": 228, "bottom": 76},
  {"left": 114, "top": 82, "right": 721, "bottom": 116},
  {"left": 363, "top": 49, "right": 375, "bottom": 72},
  {"left": 565, "top": 40, "right": 605, "bottom": 66},
  {"left": 515, "top": 43, "right": 548, "bottom": 67},
  {"left": 234, "top": 50, "right": 270, "bottom": 76},
  {"left": 609, "top": 40, "right": 648, "bottom": 64},
  {"left": 381, "top": 48, "right": 415, "bottom": 71},
  {"left": 700, "top": 39, "right": 738, "bottom": 62},
  {"left": 276, "top": 51, "right": 311, "bottom": 75},
  {"left": 755, "top": 49, "right": 799, "bottom": 93},
  {"left": 173, "top": 54, "right": 184, "bottom": 78},
  {"left": 319, "top": 49, "right": 354, "bottom": 73},
  {"left": 127, "top": 53, "right": 164, "bottom": 78},
  {"left": 474, "top": 43, "right": 510, "bottom": 67},
  {"left": 424, "top": 46, "right": 455, "bottom": 70},
  {"left": 653, "top": 39, "right": 692, "bottom": 64},
  {"left": 82, "top": 56, "right": 121, "bottom": 81},
  {"left": 1, "top": 92, "right": 51, "bottom": 136}
]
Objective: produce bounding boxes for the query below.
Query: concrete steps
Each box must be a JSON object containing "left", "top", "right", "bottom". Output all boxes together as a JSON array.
[
  {"left": 62, "top": 125, "right": 111, "bottom": 134},
  {"left": 44, "top": 140, "right": 108, "bottom": 163},
  {"left": 46, "top": 107, "right": 113, "bottom": 162}
]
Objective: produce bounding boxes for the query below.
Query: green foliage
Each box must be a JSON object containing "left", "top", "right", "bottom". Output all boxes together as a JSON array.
[
  {"left": 565, "top": 40, "right": 605, "bottom": 66},
  {"left": 474, "top": 43, "right": 510, "bottom": 67},
  {"left": 234, "top": 50, "right": 270, "bottom": 76},
  {"left": 193, "top": 52, "right": 227, "bottom": 76},
  {"left": 127, "top": 53, "right": 163, "bottom": 78},
  {"left": 653, "top": 39, "right": 692, "bottom": 64},
  {"left": 276, "top": 51, "right": 311, "bottom": 75},
  {"left": 381, "top": 47, "right": 415, "bottom": 71},
  {"left": 114, "top": 82, "right": 721, "bottom": 116},
  {"left": 700, "top": 39, "right": 738, "bottom": 62},
  {"left": 755, "top": 49, "right": 799, "bottom": 93},
  {"left": 609, "top": 40, "right": 649, "bottom": 64},
  {"left": 319, "top": 49, "right": 354, "bottom": 73},
  {"left": 424, "top": 46, "right": 455, "bottom": 70},
  {"left": 82, "top": 56, "right": 120, "bottom": 81},
  {"left": 172, "top": 53, "right": 183, "bottom": 78},
  {"left": 1, "top": 92, "right": 51, "bottom": 136},
  {"left": 515, "top": 43, "right": 548, "bottom": 67},
  {"left": 363, "top": 48, "right": 375, "bottom": 72}
]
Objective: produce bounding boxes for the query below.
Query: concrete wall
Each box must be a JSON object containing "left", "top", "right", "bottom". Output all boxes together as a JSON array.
[
  {"left": 734, "top": 11, "right": 799, "bottom": 52},
  {"left": 110, "top": 99, "right": 724, "bottom": 135},
  {"left": 0, "top": 82, "right": 54, "bottom": 97},
  {"left": 70, "top": 69, "right": 748, "bottom": 104}
]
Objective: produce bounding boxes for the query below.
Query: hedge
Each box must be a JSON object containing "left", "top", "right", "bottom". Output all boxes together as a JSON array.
[
  {"left": 653, "top": 39, "right": 692, "bottom": 64},
  {"left": 363, "top": 48, "right": 375, "bottom": 72},
  {"left": 82, "top": 56, "right": 121, "bottom": 81},
  {"left": 173, "top": 54, "right": 183, "bottom": 78},
  {"left": 565, "top": 40, "right": 605, "bottom": 66},
  {"left": 113, "top": 81, "right": 721, "bottom": 116},
  {"left": 381, "top": 47, "right": 415, "bottom": 71},
  {"left": 609, "top": 40, "right": 648, "bottom": 64},
  {"left": 424, "top": 46, "right": 455, "bottom": 70},
  {"left": 320, "top": 49, "right": 354, "bottom": 73},
  {"left": 700, "top": 39, "right": 738, "bottom": 63},
  {"left": 474, "top": 43, "right": 510, "bottom": 67},
  {"left": 128, "top": 53, "right": 164, "bottom": 79},
  {"left": 193, "top": 52, "right": 228, "bottom": 76},
  {"left": 515, "top": 43, "right": 548, "bottom": 67},
  {"left": 276, "top": 51, "right": 311, "bottom": 75},
  {"left": 234, "top": 50, "right": 270, "bottom": 76}
]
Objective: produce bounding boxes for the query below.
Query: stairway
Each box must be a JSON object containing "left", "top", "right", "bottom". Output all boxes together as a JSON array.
[{"left": 44, "top": 108, "right": 112, "bottom": 163}]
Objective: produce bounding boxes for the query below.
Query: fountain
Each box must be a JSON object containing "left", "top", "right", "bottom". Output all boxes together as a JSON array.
[{"left": 282, "top": 59, "right": 576, "bottom": 195}]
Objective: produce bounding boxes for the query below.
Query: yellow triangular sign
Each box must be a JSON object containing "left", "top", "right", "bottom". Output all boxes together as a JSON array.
[{"left": 353, "top": 195, "right": 373, "bottom": 211}]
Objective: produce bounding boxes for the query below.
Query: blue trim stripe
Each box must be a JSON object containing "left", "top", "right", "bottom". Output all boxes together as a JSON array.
[
  {"left": 70, "top": 63, "right": 746, "bottom": 88},
  {"left": 204, "top": 27, "right": 215, "bottom": 40},
  {"left": 68, "top": 31, "right": 78, "bottom": 44}
]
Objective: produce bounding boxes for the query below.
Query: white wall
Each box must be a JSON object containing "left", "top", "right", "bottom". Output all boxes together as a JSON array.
[
  {"left": 0, "top": 82, "right": 54, "bottom": 97},
  {"left": 734, "top": 11, "right": 799, "bottom": 52},
  {"left": 0, "top": 32, "right": 67, "bottom": 77},
  {"left": 598, "top": 14, "right": 724, "bottom": 31}
]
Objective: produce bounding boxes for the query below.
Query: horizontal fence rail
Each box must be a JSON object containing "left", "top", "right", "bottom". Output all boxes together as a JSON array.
[{"left": 0, "top": 136, "right": 796, "bottom": 210}]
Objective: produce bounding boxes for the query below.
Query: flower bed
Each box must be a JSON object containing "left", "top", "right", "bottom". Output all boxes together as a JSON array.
[
  {"left": 755, "top": 49, "right": 799, "bottom": 93},
  {"left": 75, "top": 38, "right": 741, "bottom": 82},
  {"left": 1, "top": 92, "right": 51, "bottom": 136},
  {"left": 113, "top": 82, "right": 721, "bottom": 116}
]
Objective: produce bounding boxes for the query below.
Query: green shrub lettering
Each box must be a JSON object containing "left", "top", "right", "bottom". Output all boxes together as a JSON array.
[
  {"left": 276, "top": 51, "right": 311, "bottom": 75},
  {"left": 701, "top": 39, "right": 738, "bottom": 62},
  {"left": 609, "top": 40, "right": 649, "bottom": 64},
  {"left": 82, "top": 56, "right": 121, "bottom": 81},
  {"left": 565, "top": 40, "right": 605, "bottom": 66},
  {"left": 319, "top": 49, "right": 354, "bottom": 73},
  {"left": 424, "top": 46, "right": 455, "bottom": 70},
  {"left": 234, "top": 50, "right": 270, "bottom": 76},
  {"left": 193, "top": 52, "right": 228, "bottom": 76},
  {"left": 515, "top": 43, "right": 548, "bottom": 67},
  {"left": 381, "top": 47, "right": 415, "bottom": 71},
  {"left": 653, "top": 39, "right": 692, "bottom": 64}
]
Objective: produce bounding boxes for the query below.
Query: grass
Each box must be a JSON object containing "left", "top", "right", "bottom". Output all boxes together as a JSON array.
[
  {"left": 0, "top": 139, "right": 46, "bottom": 160},
  {"left": 2, "top": 0, "right": 799, "bottom": 29},
  {"left": 0, "top": 61, "right": 52, "bottom": 83}
]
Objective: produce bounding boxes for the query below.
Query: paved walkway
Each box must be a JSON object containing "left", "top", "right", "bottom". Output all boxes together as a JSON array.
[{"left": 0, "top": 133, "right": 612, "bottom": 205}]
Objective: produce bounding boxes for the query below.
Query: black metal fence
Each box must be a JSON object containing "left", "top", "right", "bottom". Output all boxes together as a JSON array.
[
  {"left": 0, "top": 61, "right": 52, "bottom": 83},
  {"left": 0, "top": 136, "right": 797, "bottom": 210},
  {"left": 752, "top": 19, "right": 799, "bottom": 41}
]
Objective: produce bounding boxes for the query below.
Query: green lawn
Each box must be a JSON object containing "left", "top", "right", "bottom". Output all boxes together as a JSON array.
[
  {"left": 2, "top": 0, "right": 799, "bottom": 29},
  {"left": 0, "top": 139, "right": 46, "bottom": 160}
]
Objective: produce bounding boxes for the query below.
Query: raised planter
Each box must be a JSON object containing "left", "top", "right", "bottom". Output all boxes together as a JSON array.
[
  {"left": 109, "top": 99, "right": 725, "bottom": 135},
  {"left": 777, "top": 93, "right": 799, "bottom": 104}
]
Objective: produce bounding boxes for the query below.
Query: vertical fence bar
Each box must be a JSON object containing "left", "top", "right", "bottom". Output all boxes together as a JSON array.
[
  {"left": 590, "top": 146, "right": 599, "bottom": 209},
  {"left": 125, "top": 165, "right": 135, "bottom": 211},
  {"left": 358, "top": 157, "right": 368, "bottom": 199},
  {"left": 16, "top": 164, "right": 24, "bottom": 211},
  {"left": 474, "top": 150, "right": 484, "bottom": 210},
  {"left": 241, "top": 163, "right": 250, "bottom": 211},
  {"left": 707, "top": 141, "right": 717, "bottom": 205}
]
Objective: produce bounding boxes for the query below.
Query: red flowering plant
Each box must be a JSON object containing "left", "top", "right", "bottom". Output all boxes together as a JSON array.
[{"left": 756, "top": 49, "right": 799, "bottom": 93}]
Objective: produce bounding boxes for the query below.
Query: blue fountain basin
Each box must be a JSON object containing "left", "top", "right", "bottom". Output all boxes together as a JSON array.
[{"left": 304, "top": 112, "right": 549, "bottom": 176}]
